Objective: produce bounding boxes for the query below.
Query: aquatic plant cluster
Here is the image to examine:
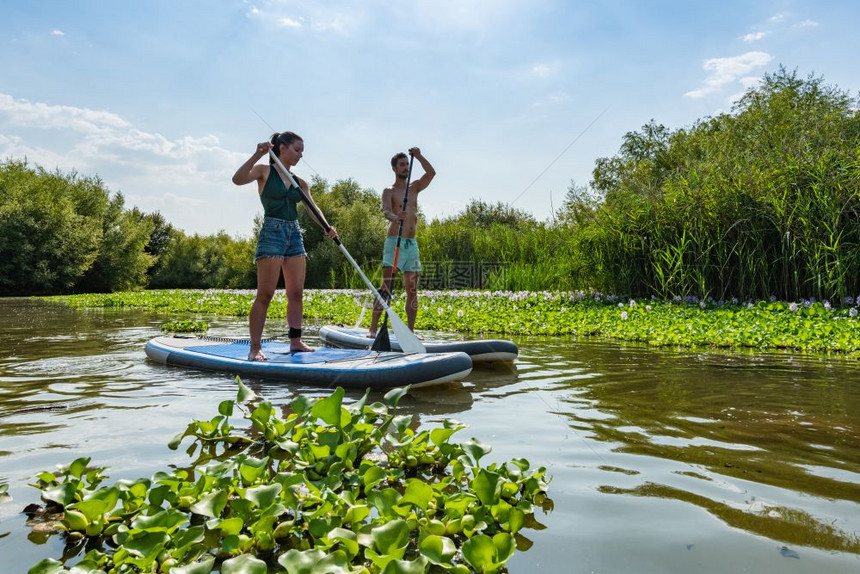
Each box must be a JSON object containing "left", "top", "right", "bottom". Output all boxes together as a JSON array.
[
  {"left": 50, "top": 288, "right": 860, "bottom": 357},
  {"left": 27, "top": 382, "right": 551, "bottom": 573},
  {"left": 160, "top": 319, "right": 210, "bottom": 334}
]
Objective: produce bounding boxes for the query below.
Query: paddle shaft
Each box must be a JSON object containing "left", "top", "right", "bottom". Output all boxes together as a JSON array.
[{"left": 267, "top": 150, "right": 425, "bottom": 353}]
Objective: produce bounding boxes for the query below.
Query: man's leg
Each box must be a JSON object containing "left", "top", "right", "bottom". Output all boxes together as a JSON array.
[{"left": 403, "top": 271, "right": 419, "bottom": 331}]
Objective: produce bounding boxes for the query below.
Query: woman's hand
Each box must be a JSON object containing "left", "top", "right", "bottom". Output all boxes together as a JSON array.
[
  {"left": 325, "top": 226, "right": 339, "bottom": 240},
  {"left": 256, "top": 141, "right": 273, "bottom": 156}
]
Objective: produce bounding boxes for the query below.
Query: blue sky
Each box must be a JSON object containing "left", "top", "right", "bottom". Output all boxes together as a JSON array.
[{"left": 1, "top": 1, "right": 857, "bottom": 236}]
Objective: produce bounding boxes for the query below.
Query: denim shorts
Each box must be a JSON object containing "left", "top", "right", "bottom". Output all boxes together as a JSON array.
[
  {"left": 255, "top": 217, "right": 306, "bottom": 261},
  {"left": 382, "top": 236, "right": 421, "bottom": 272}
]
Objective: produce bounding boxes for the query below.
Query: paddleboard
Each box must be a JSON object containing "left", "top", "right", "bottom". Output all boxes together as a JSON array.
[
  {"left": 318, "top": 325, "right": 518, "bottom": 363},
  {"left": 145, "top": 336, "right": 472, "bottom": 389}
]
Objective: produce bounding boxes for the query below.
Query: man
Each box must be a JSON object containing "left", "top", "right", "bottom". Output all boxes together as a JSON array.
[{"left": 367, "top": 147, "right": 435, "bottom": 337}]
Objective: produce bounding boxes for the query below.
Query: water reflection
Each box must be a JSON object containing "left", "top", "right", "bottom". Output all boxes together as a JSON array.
[{"left": 523, "top": 339, "right": 860, "bottom": 558}]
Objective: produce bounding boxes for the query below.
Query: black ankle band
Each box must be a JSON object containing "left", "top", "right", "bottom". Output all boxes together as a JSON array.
[{"left": 288, "top": 327, "right": 302, "bottom": 339}]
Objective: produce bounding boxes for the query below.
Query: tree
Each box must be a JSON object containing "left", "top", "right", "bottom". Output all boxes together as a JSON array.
[
  {"left": 0, "top": 161, "right": 103, "bottom": 294},
  {"left": 74, "top": 198, "right": 155, "bottom": 293}
]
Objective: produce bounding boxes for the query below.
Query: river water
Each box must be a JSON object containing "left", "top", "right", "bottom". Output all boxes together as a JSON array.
[{"left": 0, "top": 297, "right": 858, "bottom": 573}]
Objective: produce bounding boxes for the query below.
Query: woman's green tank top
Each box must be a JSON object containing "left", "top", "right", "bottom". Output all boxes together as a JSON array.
[{"left": 260, "top": 165, "right": 301, "bottom": 220}]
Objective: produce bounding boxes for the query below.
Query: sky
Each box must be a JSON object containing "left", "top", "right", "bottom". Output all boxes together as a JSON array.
[{"left": 1, "top": 0, "right": 858, "bottom": 237}]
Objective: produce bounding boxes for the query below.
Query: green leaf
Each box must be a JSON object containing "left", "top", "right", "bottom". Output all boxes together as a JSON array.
[
  {"left": 368, "top": 488, "right": 404, "bottom": 519},
  {"left": 462, "top": 438, "right": 492, "bottom": 467},
  {"left": 506, "top": 507, "right": 526, "bottom": 533},
  {"left": 246, "top": 483, "right": 282, "bottom": 509},
  {"left": 189, "top": 489, "right": 227, "bottom": 518},
  {"left": 290, "top": 395, "right": 314, "bottom": 417},
  {"left": 26, "top": 558, "right": 66, "bottom": 574},
  {"left": 238, "top": 457, "right": 269, "bottom": 484},
  {"left": 493, "top": 532, "right": 515, "bottom": 563},
  {"left": 251, "top": 400, "right": 274, "bottom": 427},
  {"left": 122, "top": 530, "right": 168, "bottom": 559},
  {"left": 168, "top": 425, "right": 191, "bottom": 450},
  {"left": 383, "top": 387, "right": 409, "bottom": 408},
  {"left": 68, "top": 457, "right": 91, "bottom": 479},
  {"left": 380, "top": 556, "right": 429, "bottom": 574},
  {"left": 218, "top": 399, "right": 235, "bottom": 417},
  {"left": 221, "top": 553, "right": 268, "bottom": 574},
  {"left": 418, "top": 534, "right": 457, "bottom": 565},
  {"left": 462, "top": 534, "right": 497, "bottom": 572},
  {"left": 172, "top": 525, "right": 206, "bottom": 549},
  {"left": 169, "top": 557, "right": 216, "bottom": 574},
  {"left": 430, "top": 427, "right": 457, "bottom": 447},
  {"left": 400, "top": 479, "right": 433, "bottom": 511},
  {"left": 69, "top": 498, "right": 110, "bottom": 522},
  {"left": 42, "top": 483, "right": 76, "bottom": 507},
  {"left": 212, "top": 516, "right": 245, "bottom": 536},
  {"left": 361, "top": 464, "right": 386, "bottom": 493},
  {"left": 130, "top": 508, "right": 188, "bottom": 532},
  {"left": 326, "top": 527, "right": 359, "bottom": 558},
  {"left": 311, "top": 387, "right": 345, "bottom": 427},
  {"left": 236, "top": 377, "right": 256, "bottom": 404},
  {"left": 371, "top": 519, "right": 411, "bottom": 556},
  {"left": 63, "top": 509, "right": 89, "bottom": 531},
  {"left": 277, "top": 548, "right": 328, "bottom": 573},
  {"left": 472, "top": 468, "right": 502, "bottom": 506}
]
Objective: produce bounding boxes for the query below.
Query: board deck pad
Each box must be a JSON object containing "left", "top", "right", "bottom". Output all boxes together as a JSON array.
[{"left": 186, "top": 341, "right": 373, "bottom": 364}]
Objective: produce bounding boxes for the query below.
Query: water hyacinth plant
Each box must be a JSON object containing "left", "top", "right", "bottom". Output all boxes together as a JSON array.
[
  {"left": 49, "top": 289, "right": 860, "bottom": 357},
  {"left": 160, "top": 319, "right": 210, "bottom": 334},
  {"left": 26, "top": 380, "right": 552, "bottom": 573}
]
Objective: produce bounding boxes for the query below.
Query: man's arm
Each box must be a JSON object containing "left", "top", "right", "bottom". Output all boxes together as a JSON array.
[
  {"left": 409, "top": 147, "right": 435, "bottom": 192},
  {"left": 380, "top": 187, "right": 398, "bottom": 222}
]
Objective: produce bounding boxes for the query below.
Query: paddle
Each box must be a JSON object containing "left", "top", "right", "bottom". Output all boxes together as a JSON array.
[
  {"left": 267, "top": 148, "right": 427, "bottom": 354},
  {"left": 372, "top": 153, "right": 414, "bottom": 352}
]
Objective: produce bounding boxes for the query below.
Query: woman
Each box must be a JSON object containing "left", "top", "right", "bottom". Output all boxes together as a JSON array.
[{"left": 232, "top": 131, "right": 337, "bottom": 360}]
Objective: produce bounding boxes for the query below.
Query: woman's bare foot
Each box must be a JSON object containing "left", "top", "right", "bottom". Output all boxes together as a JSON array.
[
  {"left": 365, "top": 330, "right": 377, "bottom": 339},
  {"left": 290, "top": 339, "right": 315, "bottom": 353},
  {"left": 248, "top": 348, "right": 267, "bottom": 361}
]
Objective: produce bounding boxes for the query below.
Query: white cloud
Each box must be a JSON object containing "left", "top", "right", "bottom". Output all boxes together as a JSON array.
[
  {"left": 531, "top": 63, "right": 552, "bottom": 78},
  {"left": 741, "top": 31, "right": 767, "bottom": 43},
  {"left": 796, "top": 19, "right": 819, "bottom": 28},
  {"left": 769, "top": 13, "right": 787, "bottom": 23},
  {"left": 684, "top": 51, "right": 773, "bottom": 99},
  {"left": 738, "top": 76, "right": 761, "bottom": 90},
  {"left": 0, "top": 93, "right": 248, "bottom": 229},
  {"left": 278, "top": 17, "right": 302, "bottom": 28},
  {"left": 312, "top": 17, "right": 350, "bottom": 34},
  {"left": 531, "top": 91, "right": 570, "bottom": 108},
  {"left": 0, "top": 93, "right": 130, "bottom": 134},
  {"left": 50, "top": 30, "right": 65, "bottom": 36}
]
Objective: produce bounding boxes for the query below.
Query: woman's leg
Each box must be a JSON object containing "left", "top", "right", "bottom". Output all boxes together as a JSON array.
[
  {"left": 282, "top": 255, "right": 312, "bottom": 352},
  {"left": 248, "top": 257, "right": 282, "bottom": 360}
]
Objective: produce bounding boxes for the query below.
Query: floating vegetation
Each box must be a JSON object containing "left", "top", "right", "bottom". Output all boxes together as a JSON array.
[
  {"left": 47, "top": 289, "right": 860, "bottom": 357},
  {"left": 160, "top": 319, "right": 209, "bottom": 334},
  {"left": 26, "top": 381, "right": 552, "bottom": 573}
]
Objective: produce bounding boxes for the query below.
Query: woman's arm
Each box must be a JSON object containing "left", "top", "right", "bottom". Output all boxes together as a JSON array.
[{"left": 232, "top": 142, "right": 272, "bottom": 186}]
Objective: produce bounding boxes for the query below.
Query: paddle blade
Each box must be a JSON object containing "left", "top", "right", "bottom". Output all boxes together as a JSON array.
[
  {"left": 370, "top": 319, "right": 392, "bottom": 352},
  {"left": 387, "top": 310, "right": 426, "bottom": 354}
]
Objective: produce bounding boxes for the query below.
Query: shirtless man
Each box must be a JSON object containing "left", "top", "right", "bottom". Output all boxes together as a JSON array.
[{"left": 367, "top": 147, "right": 435, "bottom": 337}]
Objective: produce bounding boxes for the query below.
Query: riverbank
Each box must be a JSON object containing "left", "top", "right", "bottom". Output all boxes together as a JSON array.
[{"left": 46, "top": 289, "right": 860, "bottom": 357}]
